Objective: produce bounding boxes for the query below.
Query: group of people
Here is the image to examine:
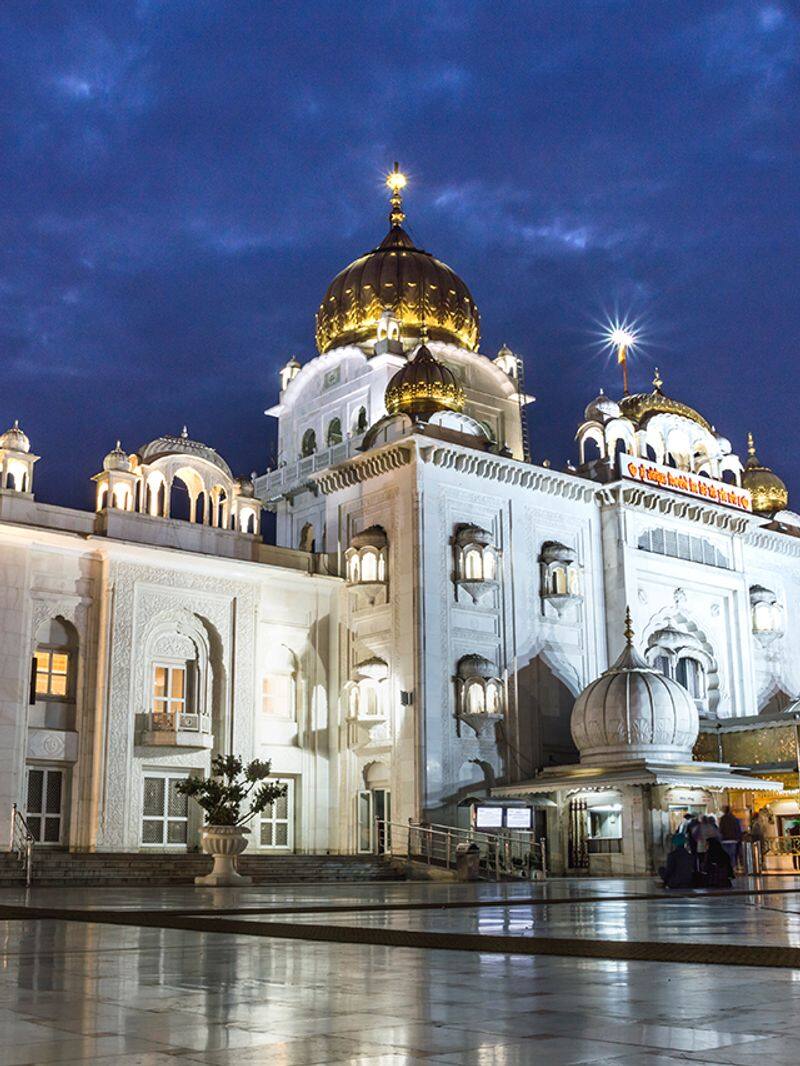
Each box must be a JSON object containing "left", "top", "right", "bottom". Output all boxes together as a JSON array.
[{"left": 659, "top": 806, "right": 745, "bottom": 890}]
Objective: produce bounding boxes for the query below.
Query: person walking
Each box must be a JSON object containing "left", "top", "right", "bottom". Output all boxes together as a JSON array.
[
  {"left": 787, "top": 819, "right": 800, "bottom": 872},
  {"left": 750, "top": 811, "right": 765, "bottom": 870},
  {"left": 720, "top": 805, "right": 742, "bottom": 872},
  {"left": 705, "top": 837, "right": 734, "bottom": 888}
]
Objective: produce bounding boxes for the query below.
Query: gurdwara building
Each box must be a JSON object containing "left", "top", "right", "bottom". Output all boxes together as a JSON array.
[{"left": 1, "top": 172, "right": 798, "bottom": 873}]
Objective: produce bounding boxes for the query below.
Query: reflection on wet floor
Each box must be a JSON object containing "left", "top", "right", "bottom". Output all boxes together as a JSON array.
[{"left": 3, "top": 879, "right": 800, "bottom": 1064}]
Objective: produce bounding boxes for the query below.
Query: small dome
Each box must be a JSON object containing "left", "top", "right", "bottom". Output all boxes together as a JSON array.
[
  {"left": 236, "top": 475, "right": 255, "bottom": 498},
  {"left": 712, "top": 426, "right": 732, "bottom": 455},
  {"left": 138, "top": 428, "right": 233, "bottom": 479},
  {"left": 427, "top": 409, "right": 492, "bottom": 440},
  {"left": 103, "top": 441, "right": 131, "bottom": 472},
  {"left": 742, "top": 432, "right": 788, "bottom": 515},
  {"left": 570, "top": 610, "right": 699, "bottom": 765},
  {"left": 457, "top": 654, "right": 497, "bottom": 681},
  {"left": 584, "top": 389, "right": 620, "bottom": 423},
  {"left": 0, "top": 420, "right": 30, "bottom": 454},
  {"left": 619, "top": 370, "right": 711, "bottom": 432},
  {"left": 385, "top": 340, "right": 465, "bottom": 419},
  {"left": 455, "top": 524, "right": 493, "bottom": 548}
]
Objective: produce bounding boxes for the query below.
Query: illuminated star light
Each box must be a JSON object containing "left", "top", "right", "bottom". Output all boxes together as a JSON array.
[
  {"left": 597, "top": 315, "right": 643, "bottom": 395},
  {"left": 386, "top": 162, "right": 407, "bottom": 193}
]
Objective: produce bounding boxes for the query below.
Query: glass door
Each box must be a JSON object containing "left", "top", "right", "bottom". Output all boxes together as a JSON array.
[
  {"left": 374, "top": 788, "right": 391, "bottom": 853},
  {"left": 357, "top": 790, "right": 373, "bottom": 853},
  {"left": 357, "top": 788, "right": 391, "bottom": 853},
  {"left": 26, "top": 767, "right": 64, "bottom": 845}
]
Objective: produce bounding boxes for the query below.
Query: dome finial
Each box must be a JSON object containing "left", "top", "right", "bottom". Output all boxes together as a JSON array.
[
  {"left": 653, "top": 367, "right": 663, "bottom": 390},
  {"left": 386, "top": 162, "right": 407, "bottom": 227},
  {"left": 623, "top": 605, "right": 634, "bottom": 646},
  {"left": 181, "top": 425, "right": 189, "bottom": 439},
  {"left": 747, "top": 430, "right": 756, "bottom": 458}
]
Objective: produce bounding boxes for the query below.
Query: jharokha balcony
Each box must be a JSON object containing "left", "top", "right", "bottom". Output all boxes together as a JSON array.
[{"left": 139, "top": 711, "right": 214, "bottom": 749}]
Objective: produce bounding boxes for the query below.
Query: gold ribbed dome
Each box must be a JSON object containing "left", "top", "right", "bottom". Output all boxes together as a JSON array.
[
  {"left": 385, "top": 338, "right": 465, "bottom": 418},
  {"left": 742, "top": 432, "right": 788, "bottom": 515},
  {"left": 315, "top": 167, "right": 480, "bottom": 354},
  {"left": 619, "top": 369, "right": 711, "bottom": 432}
]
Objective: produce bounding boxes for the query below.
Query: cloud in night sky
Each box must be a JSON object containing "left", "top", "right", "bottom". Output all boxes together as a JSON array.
[{"left": 1, "top": 1, "right": 799, "bottom": 510}]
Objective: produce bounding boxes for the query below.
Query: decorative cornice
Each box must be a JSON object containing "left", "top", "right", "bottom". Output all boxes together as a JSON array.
[
  {"left": 745, "top": 526, "right": 800, "bottom": 559},
  {"left": 417, "top": 444, "right": 597, "bottom": 502},
  {"left": 597, "top": 483, "right": 752, "bottom": 534},
  {"left": 311, "top": 443, "right": 413, "bottom": 495}
]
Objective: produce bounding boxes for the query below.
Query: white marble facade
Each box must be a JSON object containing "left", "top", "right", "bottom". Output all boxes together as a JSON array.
[{"left": 2, "top": 185, "right": 799, "bottom": 856}]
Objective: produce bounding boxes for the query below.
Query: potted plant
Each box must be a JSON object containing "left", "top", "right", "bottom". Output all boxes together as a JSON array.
[{"left": 176, "top": 754, "right": 287, "bottom": 886}]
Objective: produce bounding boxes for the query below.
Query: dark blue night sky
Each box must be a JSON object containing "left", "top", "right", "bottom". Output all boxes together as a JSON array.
[{"left": 2, "top": 2, "right": 798, "bottom": 512}]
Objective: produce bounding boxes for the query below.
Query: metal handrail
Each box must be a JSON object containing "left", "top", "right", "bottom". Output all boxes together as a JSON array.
[
  {"left": 376, "top": 818, "right": 546, "bottom": 881},
  {"left": 9, "top": 803, "right": 34, "bottom": 887},
  {"left": 764, "top": 835, "right": 800, "bottom": 856}
]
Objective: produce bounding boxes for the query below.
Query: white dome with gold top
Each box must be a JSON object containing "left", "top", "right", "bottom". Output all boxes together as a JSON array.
[{"left": 571, "top": 610, "right": 699, "bottom": 766}]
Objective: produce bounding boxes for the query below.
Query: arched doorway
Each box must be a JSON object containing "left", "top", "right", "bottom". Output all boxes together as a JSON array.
[{"left": 358, "top": 761, "right": 391, "bottom": 854}]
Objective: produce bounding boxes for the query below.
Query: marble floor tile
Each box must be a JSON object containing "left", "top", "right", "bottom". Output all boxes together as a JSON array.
[{"left": 2, "top": 878, "right": 800, "bottom": 1066}]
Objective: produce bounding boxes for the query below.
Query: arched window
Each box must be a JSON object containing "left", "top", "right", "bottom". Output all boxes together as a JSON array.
[
  {"left": 486, "top": 680, "right": 502, "bottom": 716},
  {"left": 355, "top": 407, "right": 368, "bottom": 434},
  {"left": 539, "top": 542, "right": 582, "bottom": 614},
  {"left": 464, "top": 548, "right": 483, "bottom": 580},
  {"left": 466, "top": 681, "right": 485, "bottom": 716},
  {"left": 483, "top": 549, "right": 497, "bottom": 581},
  {"left": 345, "top": 527, "right": 388, "bottom": 590},
  {"left": 301, "top": 429, "right": 316, "bottom": 457},
  {"left": 676, "top": 657, "right": 705, "bottom": 699},
  {"left": 326, "top": 418, "right": 343, "bottom": 447},
  {"left": 361, "top": 551, "right": 378, "bottom": 582},
  {"left": 299, "top": 522, "right": 315, "bottom": 552},
  {"left": 653, "top": 654, "right": 671, "bottom": 677},
  {"left": 31, "top": 618, "right": 78, "bottom": 703},
  {"left": 348, "top": 553, "right": 361, "bottom": 583}
]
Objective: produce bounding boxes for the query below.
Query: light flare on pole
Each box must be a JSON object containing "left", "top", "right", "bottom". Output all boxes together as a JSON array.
[{"left": 604, "top": 322, "right": 639, "bottom": 396}]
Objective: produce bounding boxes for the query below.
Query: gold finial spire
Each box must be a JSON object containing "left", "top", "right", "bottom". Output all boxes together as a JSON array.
[
  {"left": 652, "top": 367, "right": 663, "bottom": 390},
  {"left": 623, "top": 605, "right": 634, "bottom": 646},
  {"left": 747, "top": 431, "right": 756, "bottom": 458},
  {"left": 386, "top": 162, "right": 407, "bottom": 227}
]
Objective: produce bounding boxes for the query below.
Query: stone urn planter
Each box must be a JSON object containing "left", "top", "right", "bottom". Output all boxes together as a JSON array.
[
  {"left": 175, "top": 753, "right": 287, "bottom": 890},
  {"left": 195, "top": 825, "right": 252, "bottom": 887}
]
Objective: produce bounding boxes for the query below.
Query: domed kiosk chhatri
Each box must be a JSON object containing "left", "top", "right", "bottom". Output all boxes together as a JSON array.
[{"left": 495, "top": 610, "right": 781, "bottom": 876}]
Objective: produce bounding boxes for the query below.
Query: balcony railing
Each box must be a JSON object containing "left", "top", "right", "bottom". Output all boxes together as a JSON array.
[
  {"left": 259, "top": 438, "right": 363, "bottom": 498},
  {"left": 140, "top": 711, "right": 213, "bottom": 747}
]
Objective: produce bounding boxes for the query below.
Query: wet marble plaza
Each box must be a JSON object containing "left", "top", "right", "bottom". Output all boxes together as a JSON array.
[{"left": 1, "top": 877, "right": 800, "bottom": 1064}]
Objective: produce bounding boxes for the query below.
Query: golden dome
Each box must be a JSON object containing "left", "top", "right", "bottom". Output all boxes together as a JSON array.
[
  {"left": 385, "top": 337, "right": 465, "bottom": 419},
  {"left": 315, "top": 167, "right": 480, "bottom": 354},
  {"left": 742, "top": 432, "right": 788, "bottom": 515},
  {"left": 619, "top": 369, "right": 711, "bottom": 432}
]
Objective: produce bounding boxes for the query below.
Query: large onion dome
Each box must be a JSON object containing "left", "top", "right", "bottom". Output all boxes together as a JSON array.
[
  {"left": 742, "top": 431, "right": 788, "bottom": 515},
  {"left": 619, "top": 369, "right": 711, "bottom": 432},
  {"left": 570, "top": 609, "right": 699, "bottom": 765},
  {"left": 0, "top": 420, "right": 30, "bottom": 453},
  {"left": 315, "top": 166, "right": 480, "bottom": 354},
  {"left": 385, "top": 337, "right": 465, "bottom": 419}
]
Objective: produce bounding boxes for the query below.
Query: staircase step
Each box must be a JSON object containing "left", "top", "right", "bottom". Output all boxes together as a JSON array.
[{"left": 0, "top": 851, "right": 404, "bottom": 887}]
